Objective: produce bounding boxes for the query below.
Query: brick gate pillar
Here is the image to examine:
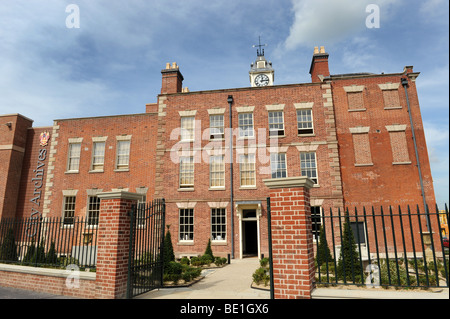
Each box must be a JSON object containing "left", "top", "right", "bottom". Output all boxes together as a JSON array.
[
  {"left": 95, "top": 191, "right": 142, "bottom": 299},
  {"left": 263, "top": 177, "right": 315, "bottom": 299}
]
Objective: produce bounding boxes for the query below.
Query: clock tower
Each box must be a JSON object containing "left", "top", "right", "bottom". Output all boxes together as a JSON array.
[{"left": 249, "top": 38, "right": 274, "bottom": 87}]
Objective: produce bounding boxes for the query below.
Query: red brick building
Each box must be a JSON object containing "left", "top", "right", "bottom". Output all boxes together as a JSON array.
[{"left": 0, "top": 47, "right": 436, "bottom": 259}]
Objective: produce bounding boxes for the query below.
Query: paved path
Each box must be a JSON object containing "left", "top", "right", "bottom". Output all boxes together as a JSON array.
[
  {"left": 0, "top": 286, "right": 74, "bottom": 299},
  {"left": 138, "top": 257, "right": 270, "bottom": 299}
]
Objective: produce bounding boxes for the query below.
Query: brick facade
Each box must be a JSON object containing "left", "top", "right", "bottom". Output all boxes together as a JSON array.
[
  {"left": 0, "top": 47, "right": 438, "bottom": 297},
  {"left": 331, "top": 71, "right": 435, "bottom": 210},
  {"left": 42, "top": 113, "right": 158, "bottom": 221}
]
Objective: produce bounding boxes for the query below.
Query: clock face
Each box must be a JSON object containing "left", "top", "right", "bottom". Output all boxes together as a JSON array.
[{"left": 254, "top": 74, "right": 269, "bottom": 87}]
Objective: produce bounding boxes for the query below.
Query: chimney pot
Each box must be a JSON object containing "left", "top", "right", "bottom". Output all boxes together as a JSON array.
[
  {"left": 172, "top": 62, "right": 177, "bottom": 69},
  {"left": 314, "top": 46, "right": 319, "bottom": 54},
  {"left": 320, "top": 46, "right": 325, "bottom": 54},
  {"left": 166, "top": 62, "right": 170, "bottom": 69}
]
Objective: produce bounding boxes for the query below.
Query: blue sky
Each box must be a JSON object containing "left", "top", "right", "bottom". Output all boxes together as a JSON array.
[{"left": 0, "top": 0, "right": 448, "bottom": 206}]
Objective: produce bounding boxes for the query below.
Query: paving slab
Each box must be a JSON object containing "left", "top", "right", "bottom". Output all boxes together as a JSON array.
[{"left": 137, "top": 257, "right": 270, "bottom": 299}]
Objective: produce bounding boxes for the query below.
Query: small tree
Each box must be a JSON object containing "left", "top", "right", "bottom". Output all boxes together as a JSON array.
[
  {"left": 46, "top": 241, "right": 58, "bottom": 265},
  {"left": 163, "top": 226, "right": 175, "bottom": 268},
  {"left": 0, "top": 228, "right": 18, "bottom": 262},
  {"left": 204, "top": 238, "right": 214, "bottom": 261},
  {"left": 23, "top": 239, "right": 36, "bottom": 265},
  {"left": 316, "top": 226, "right": 333, "bottom": 266},
  {"left": 337, "top": 211, "right": 361, "bottom": 283}
]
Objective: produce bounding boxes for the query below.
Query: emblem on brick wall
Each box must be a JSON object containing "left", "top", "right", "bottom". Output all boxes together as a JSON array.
[{"left": 39, "top": 131, "right": 50, "bottom": 147}]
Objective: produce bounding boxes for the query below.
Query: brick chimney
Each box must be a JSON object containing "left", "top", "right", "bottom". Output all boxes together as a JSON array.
[
  {"left": 309, "top": 46, "right": 330, "bottom": 83},
  {"left": 161, "top": 62, "right": 184, "bottom": 94}
]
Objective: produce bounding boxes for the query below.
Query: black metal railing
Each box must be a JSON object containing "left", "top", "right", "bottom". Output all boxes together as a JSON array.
[
  {"left": 0, "top": 216, "right": 98, "bottom": 270},
  {"left": 314, "top": 204, "right": 449, "bottom": 289}
]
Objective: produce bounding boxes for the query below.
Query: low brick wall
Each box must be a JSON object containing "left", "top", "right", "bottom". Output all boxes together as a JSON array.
[
  {"left": 0, "top": 190, "right": 141, "bottom": 299},
  {"left": 0, "top": 264, "right": 96, "bottom": 298}
]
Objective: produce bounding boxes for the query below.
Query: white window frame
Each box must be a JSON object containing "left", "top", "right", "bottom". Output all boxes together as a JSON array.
[
  {"left": 211, "top": 208, "right": 227, "bottom": 242},
  {"left": 210, "top": 155, "right": 225, "bottom": 189},
  {"left": 180, "top": 116, "right": 195, "bottom": 142},
  {"left": 300, "top": 152, "right": 318, "bottom": 184},
  {"left": 115, "top": 136, "right": 131, "bottom": 171},
  {"left": 62, "top": 196, "right": 76, "bottom": 226},
  {"left": 297, "top": 109, "right": 314, "bottom": 135},
  {"left": 91, "top": 141, "right": 106, "bottom": 172},
  {"left": 179, "top": 208, "right": 194, "bottom": 242},
  {"left": 179, "top": 156, "right": 194, "bottom": 189},
  {"left": 209, "top": 114, "right": 225, "bottom": 140},
  {"left": 87, "top": 196, "right": 100, "bottom": 227},
  {"left": 238, "top": 113, "right": 254, "bottom": 138},
  {"left": 67, "top": 142, "right": 81, "bottom": 173},
  {"left": 239, "top": 154, "right": 256, "bottom": 187},
  {"left": 268, "top": 111, "right": 285, "bottom": 136},
  {"left": 270, "top": 153, "right": 287, "bottom": 179}
]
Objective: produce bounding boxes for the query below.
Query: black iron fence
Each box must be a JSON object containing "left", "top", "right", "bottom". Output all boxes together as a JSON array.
[
  {"left": 314, "top": 204, "right": 449, "bottom": 289},
  {"left": 127, "top": 199, "right": 166, "bottom": 298},
  {"left": 0, "top": 216, "right": 98, "bottom": 270}
]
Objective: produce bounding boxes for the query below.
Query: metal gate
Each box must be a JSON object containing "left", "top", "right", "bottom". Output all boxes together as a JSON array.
[{"left": 127, "top": 199, "right": 165, "bottom": 298}]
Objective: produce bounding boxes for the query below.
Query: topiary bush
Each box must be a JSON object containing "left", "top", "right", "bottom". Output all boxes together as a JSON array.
[
  {"left": 214, "top": 257, "right": 227, "bottom": 266},
  {"left": 204, "top": 239, "right": 214, "bottom": 260},
  {"left": 337, "top": 211, "right": 362, "bottom": 283},
  {"left": 201, "top": 254, "right": 213, "bottom": 266},
  {"left": 0, "top": 228, "right": 18, "bottom": 262},
  {"left": 163, "top": 227, "right": 175, "bottom": 267},
  {"left": 180, "top": 256, "right": 190, "bottom": 265}
]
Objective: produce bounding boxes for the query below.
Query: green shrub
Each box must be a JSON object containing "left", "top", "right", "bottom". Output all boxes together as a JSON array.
[
  {"left": 337, "top": 212, "right": 362, "bottom": 283},
  {"left": 204, "top": 239, "right": 214, "bottom": 260},
  {"left": 165, "top": 261, "right": 183, "bottom": 275},
  {"left": 191, "top": 256, "right": 203, "bottom": 267},
  {"left": 260, "top": 257, "right": 269, "bottom": 268},
  {"left": 0, "top": 228, "right": 18, "bottom": 262},
  {"left": 316, "top": 226, "right": 333, "bottom": 266},
  {"left": 252, "top": 267, "right": 270, "bottom": 286},
  {"left": 180, "top": 256, "right": 190, "bottom": 265},
  {"left": 163, "top": 228, "right": 175, "bottom": 267},
  {"left": 201, "top": 254, "right": 213, "bottom": 266},
  {"left": 215, "top": 257, "right": 227, "bottom": 266},
  {"left": 45, "top": 241, "right": 58, "bottom": 265}
]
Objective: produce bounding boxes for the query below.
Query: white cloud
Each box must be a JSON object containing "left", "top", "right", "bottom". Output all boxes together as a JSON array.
[{"left": 284, "top": 0, "right": 398, "bottom": 50}]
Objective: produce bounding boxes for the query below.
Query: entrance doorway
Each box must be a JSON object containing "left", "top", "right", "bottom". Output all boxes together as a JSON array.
[
  {"left": 241, "top": 210, "right": 258, "bottom": 257},
  {"left": 235, "top": 202, "right": 262, "bottom": 259}
]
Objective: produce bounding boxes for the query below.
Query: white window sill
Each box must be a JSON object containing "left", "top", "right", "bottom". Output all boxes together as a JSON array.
[
  {"left": 212, "top": 241, "right": 227, "bottom": 246},
  {"left": 239, "top": 186, "right": 257, "bottom": 190},
  {"left": 354, "top": 163, "right": 374, "bottom": 167},
  {"left": 209, "top": 187, "right": 226, "bottom": 191},
  {"left": 178, "top": 241, "right": 194, "bottom": 246}
]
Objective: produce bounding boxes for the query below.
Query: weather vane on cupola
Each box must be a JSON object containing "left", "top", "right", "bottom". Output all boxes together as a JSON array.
[
  {"left": 252, "top": 36, "right": 267, "bottom": 57},
  {"left": 249, "top": 36, "right": 274, "bottom": 87}
]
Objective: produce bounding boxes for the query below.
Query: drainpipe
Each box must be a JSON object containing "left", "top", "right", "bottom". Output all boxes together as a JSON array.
[
  {"left": 401, "top": 77, "right": 430, "bottom": 231},
  {"left": 227, "top": 95, "right": 235, "bottom": 259}
]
